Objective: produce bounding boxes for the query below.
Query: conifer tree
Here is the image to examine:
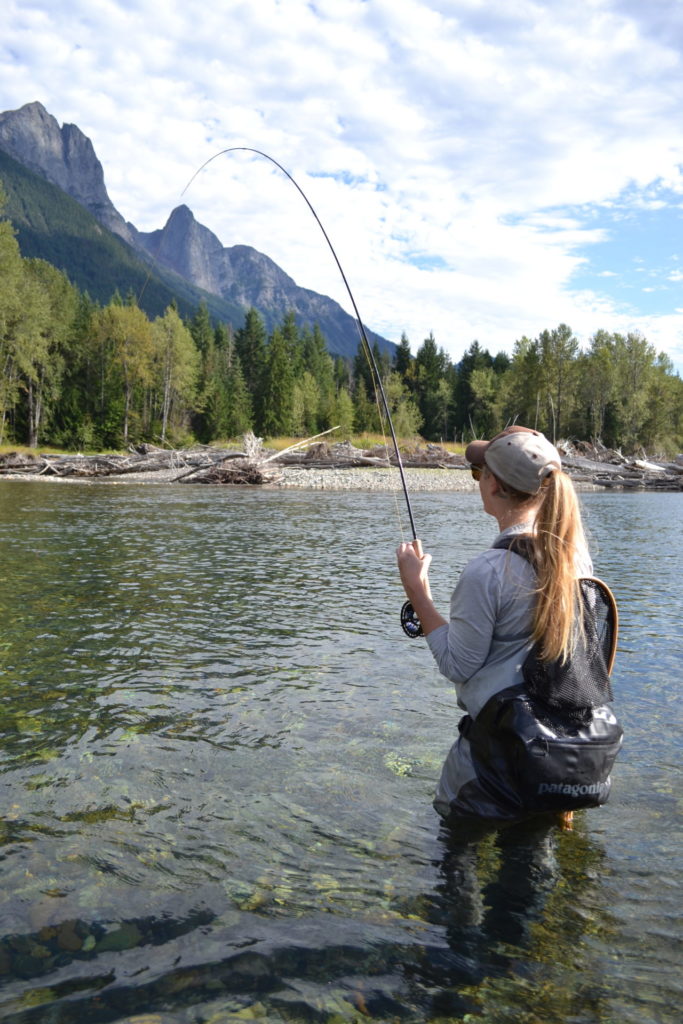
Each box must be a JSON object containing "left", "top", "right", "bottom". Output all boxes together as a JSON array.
[
  {"left": 385, "top": 372, "right": 422, "bottom": 437},
  {"left": 302, "top": 324, "right": 335, "bottom": 428},
  {"left": 189, "top": 300, "right": 214, "bottom": 356},
  {"left": 334, "top": 355, "right": 353, "bottom": 393},
  {"left": 281, "top": 310, "right": 303, "bottom": 377},
  {"left": 642, "top": 352, "right": 681, "bottom": 452},
  {"left": 214, "top": 322, "right": 231, "bottom": 351},
  {"left": 453, "top": 340, "right": 495, "bottom": 437},
  {"left": 52, "top": 291, "right": 100, "bottom": 448},
  {"left": 353, "top": 377, "right": 377, "bottom": 433},
  {"left": 498, "top": 336, "right": 542, "bottom": 430},
  {"left": 468, "top": 366, "right": 499, "bottom": 439},
  {"left": 353, "top": 342, "right": 375, "bottom": 398},
  {"left": 413, "top": 332, "right": 451, "bottom": 440},
  {"left": 262, "top": 326, "right": 295, "bottom": 436},
  {"left": 394, "top": 332, "right": 414, "bottom": 383},
  {"left": 235, "top": 308, "right": 267, "bottom": 430},
  {"left": 610, "top": 331, "right": 657, "bottom": 449},
  {"left": 574, "top": 330, "right": 616, "bottom": 442},
  {"left": 292, "top": 371, "right": 321, "bottom": 435},
  {"left": 374, "top": 342, "right": 392, "bottom": 386},
  {"left": 193, "top": 321, "right": 239, "bottom": 441},
  {"left": 224, "top": 353, "right": 253, "bottom": 438}
]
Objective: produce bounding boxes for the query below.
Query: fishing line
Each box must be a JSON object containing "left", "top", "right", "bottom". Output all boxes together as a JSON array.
[{"left": 181, "top": 146, "right": 424, "bottom": 637}]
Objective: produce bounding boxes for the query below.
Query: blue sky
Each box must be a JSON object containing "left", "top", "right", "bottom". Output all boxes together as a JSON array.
[
  {"left": 569, "top": 196, "right": 683, "bottom": 317},
  {"left": 2, "top": 0, "right": 683, "bottom": 372}
]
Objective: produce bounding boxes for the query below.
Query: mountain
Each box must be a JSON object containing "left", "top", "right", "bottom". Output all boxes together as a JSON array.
[
  {"left": 0, "top": 101, "right": 394, "bottom": 359},
  {"left": 0, "top": 146, "right": 247, "bottom": 324},
  {"left": 0, "top": 100, "right": 133, "bottom": 243},
  {"left": 134, "top": 205, "right": 386, "bottom": 353}
]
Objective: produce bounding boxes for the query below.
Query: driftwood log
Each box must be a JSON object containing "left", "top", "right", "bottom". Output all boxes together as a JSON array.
[
  {"left": 0, "top": 447, "right": 222, "bottom": 478},
  {"left": 1, "top": 436, "right": 682, "bottom": 489}
]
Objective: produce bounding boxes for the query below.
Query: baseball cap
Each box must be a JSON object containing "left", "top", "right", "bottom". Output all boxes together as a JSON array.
[{"left": 465, "top": 425, "right": 561, "bottom": 495}]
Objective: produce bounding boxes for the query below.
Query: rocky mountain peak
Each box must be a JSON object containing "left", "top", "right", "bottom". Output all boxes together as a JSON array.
[
  {"left": 136, "top": 204, "right": 229, "bottom": 294},
  {"left": 0, "top": 101, "right": 132, "bottom": 243}
]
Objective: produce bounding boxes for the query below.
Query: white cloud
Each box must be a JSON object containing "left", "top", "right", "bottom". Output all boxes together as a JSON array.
[{"left": 2, "top": 0, "right": 683, "bottom": 370}]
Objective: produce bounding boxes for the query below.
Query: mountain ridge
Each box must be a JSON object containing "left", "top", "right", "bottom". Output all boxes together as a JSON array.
[{"left": 0, "top": 101, "right": 394, "bottom": 358}]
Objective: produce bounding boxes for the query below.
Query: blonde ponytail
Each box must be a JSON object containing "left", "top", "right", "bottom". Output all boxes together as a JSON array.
[{"left": 530, "top": 471, "right": 587, "bottom": 663}]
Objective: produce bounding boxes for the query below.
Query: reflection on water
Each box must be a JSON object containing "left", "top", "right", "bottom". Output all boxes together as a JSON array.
[{"left": 0, "top": 483, "right": 680, "bottom": 1023}]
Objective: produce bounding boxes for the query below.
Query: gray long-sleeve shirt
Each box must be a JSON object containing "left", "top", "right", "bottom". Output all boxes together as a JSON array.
[{"left": 427, "top": 522, "right": 538, "bottom": 719}]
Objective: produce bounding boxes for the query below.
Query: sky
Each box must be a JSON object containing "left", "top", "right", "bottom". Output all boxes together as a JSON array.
[{"left": 3, "top": 0, "right": 683, "bottom": 372}]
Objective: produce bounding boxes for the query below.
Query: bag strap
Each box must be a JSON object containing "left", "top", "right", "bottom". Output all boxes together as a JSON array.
[{"left": 491, "top": 533, "right": 536, "bottom": 565}]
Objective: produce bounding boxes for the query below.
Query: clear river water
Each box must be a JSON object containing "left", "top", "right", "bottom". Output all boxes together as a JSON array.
[{"left": 0, "top": 480, "right": 680, "bottom": 1024}]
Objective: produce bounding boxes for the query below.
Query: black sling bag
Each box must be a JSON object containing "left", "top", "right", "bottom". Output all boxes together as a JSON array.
[{"left": 458, "top": 536, "right": 623, "bottom": 814}]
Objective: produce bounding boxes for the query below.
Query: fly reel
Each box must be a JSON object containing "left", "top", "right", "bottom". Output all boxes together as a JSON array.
[{"left": 401, "top": 601, "right": 424, "bottom": 638}]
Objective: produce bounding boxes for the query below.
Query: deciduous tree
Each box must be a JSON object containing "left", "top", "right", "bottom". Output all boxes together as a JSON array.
[
  {"left": 537, "top": 323, "right": 579, "bottom": 441},
  {"left": 95, "top": 300, "right": 154, "bottom": 444},
  {"left": 153, "top": 306, "right": 199, "bottom": 442}
]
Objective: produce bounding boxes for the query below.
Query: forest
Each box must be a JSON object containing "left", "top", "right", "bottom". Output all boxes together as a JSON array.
[{"left": 1, "top": 194, "right": 682, "bottom": 456}]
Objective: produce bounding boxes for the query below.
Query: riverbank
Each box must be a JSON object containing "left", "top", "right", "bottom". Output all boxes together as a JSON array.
[
  {"left": 0, "top": 463, "right": 612, "bottom": 492},
  {"left": 0, "top": 464, "right": 482, "bottom": 492},
  {"left": 1, "top": 440, "right": 681, "bottom": 490}
]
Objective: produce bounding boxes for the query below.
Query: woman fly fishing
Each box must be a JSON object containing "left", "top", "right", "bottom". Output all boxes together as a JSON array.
[{"left": 396, "top": 425, "right": 620, "bottom": 828}]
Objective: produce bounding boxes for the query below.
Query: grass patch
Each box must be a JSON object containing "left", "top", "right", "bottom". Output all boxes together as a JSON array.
[
  {"left": 258, "top": 433, "right": 467, "bottom": 455},
  {"left": 0, "top": 444, "right": 72, "bottom": 456},
  {"left": 3, "top": 435, "right": 469, "bottom": 458}
]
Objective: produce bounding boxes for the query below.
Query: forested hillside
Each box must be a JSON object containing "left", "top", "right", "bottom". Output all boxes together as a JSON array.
[{"left": 1, "top": 189, "right": 682, "bottom": 454}]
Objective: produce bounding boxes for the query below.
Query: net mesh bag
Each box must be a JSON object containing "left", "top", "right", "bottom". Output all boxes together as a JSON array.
[{"left": 522, "top": 578, "right": 617, "bottom": 723}]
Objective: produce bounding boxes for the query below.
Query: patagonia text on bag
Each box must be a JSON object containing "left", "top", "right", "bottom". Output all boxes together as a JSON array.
[{"left": 460, "top": 536, "right": 623, "bottom": 815}]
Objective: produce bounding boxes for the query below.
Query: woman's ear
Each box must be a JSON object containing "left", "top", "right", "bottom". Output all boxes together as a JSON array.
[{"left": 487, "top": 471, "right": 506, "bottom": 498}]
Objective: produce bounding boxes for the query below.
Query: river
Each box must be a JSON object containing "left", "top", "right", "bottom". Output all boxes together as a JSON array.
[{"left": 0, "top": 481, "right": 680, "bottom": 1023}]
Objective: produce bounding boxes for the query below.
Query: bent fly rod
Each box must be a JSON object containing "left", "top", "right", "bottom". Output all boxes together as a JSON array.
[{"left": 182, "top": 147, "right": 423, "bottom": 637}]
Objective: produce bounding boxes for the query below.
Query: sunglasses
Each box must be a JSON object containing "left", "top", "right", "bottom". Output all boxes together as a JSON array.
[{"left": 470, "top": 465, "right": 483, "bottom": 481}]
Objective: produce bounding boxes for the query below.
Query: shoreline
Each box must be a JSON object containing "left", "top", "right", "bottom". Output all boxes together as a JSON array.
[
  {"left": 2, "top": 440, "right": 680, "bottom": 491},
  {"left": 0, "top": 465, "right": 609, "bottom": 492},
  {"left": 0, "top": 465, "right": 480, "bottom": 492}
]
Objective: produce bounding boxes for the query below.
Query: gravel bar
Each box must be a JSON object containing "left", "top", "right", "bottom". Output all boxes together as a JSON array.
[
  {"left": 0, "top": 465, "right": 610, "bottom": 492},
  {"left": 275, "top": 466, "right": 478, "bottom": 492},
  {"left": 0, "top": 465, "right": 478, "bottom": 491}
]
